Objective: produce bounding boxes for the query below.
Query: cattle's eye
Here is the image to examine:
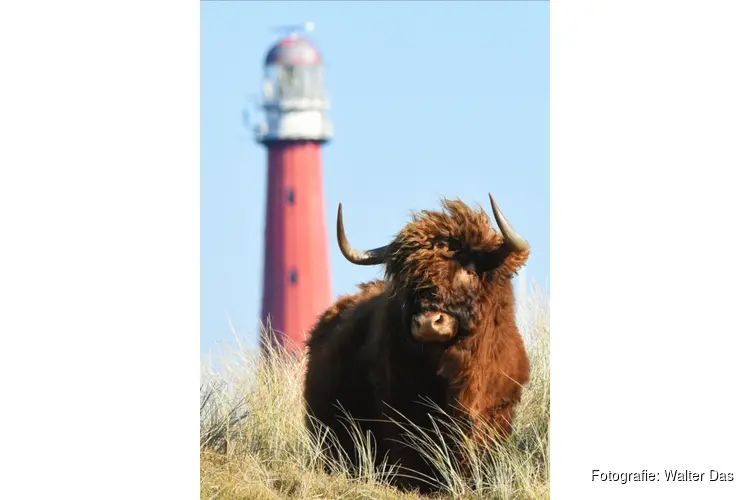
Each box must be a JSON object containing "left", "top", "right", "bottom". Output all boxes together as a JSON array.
[{"left": 434, "top": 240, "right": 449, "bottom": 251}]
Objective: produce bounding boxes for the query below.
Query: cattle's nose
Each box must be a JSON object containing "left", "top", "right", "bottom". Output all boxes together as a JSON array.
[{"left": 411, "top": 312, "right": 458, "bottom": 342}]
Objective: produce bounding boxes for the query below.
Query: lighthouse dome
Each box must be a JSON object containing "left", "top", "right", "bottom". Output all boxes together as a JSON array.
[
  {"left": 264, "top": 35, "right": 322, "bottom": 66},
  {"left": 254, "top": 30, "right": 333, "bottom": 144}
]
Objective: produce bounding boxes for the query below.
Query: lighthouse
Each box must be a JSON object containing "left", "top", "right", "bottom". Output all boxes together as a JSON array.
[{"left": 253, "top": 25, "right": 334, "bottom": 351}]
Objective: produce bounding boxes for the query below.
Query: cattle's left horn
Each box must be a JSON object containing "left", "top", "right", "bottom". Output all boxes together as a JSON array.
[
  {"left": 336, "top": 203, "right": 388, "bottom": 266},
  {"left": 488, "top": 193, "right": 530, "bottom": 253}
]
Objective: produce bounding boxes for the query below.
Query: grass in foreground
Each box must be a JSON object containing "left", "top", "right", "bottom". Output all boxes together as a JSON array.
[{"left": 200, "top": 286, "right": 549, "bottom": 499}]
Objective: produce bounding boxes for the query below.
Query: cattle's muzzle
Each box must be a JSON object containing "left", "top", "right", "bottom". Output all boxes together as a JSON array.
[{"left": 411, "top": 312, "right": 458, "bottom": 342}]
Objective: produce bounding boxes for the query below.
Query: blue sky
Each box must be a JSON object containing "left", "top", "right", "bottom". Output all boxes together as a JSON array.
[{"left": 201, "top": 1, "right": 549, "bottom": 356}]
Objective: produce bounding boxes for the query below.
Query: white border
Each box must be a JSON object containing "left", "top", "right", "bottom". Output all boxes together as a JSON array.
[
  {"left": 552, "top": 1, "right": 750, "bottom": 498},
  {"left": 0, "top": 1, "right": 198, "bottom": 497}
]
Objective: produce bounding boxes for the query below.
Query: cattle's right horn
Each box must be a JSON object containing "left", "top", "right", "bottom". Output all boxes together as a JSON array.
[
  {"left": 336, "top": 203, "right": 388, "bottom": 265},
  {"left": 488, "top": 193, "right": 531, "bottom": 252}
]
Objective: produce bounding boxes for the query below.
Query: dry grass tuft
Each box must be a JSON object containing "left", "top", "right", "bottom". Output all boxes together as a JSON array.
[{"left": 201, "top": 285, "right": 549, "bottom": 499}]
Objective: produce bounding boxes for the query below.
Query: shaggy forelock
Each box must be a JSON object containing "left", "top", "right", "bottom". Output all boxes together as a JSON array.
[{"left": 385, "top": 198, "right": 502, "bottom": 284}]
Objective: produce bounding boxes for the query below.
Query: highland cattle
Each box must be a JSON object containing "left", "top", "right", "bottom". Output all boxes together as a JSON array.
[{"left": 303, "top": 194, "right": 531, "bottom": 492}]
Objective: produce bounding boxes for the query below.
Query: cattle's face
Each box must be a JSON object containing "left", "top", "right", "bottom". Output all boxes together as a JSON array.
[
  {"left": 335, "top": 195, "right": 531, "bottom": 343},
  {"left": 386, "top": 199, "right": 528, "bottom": 341}
]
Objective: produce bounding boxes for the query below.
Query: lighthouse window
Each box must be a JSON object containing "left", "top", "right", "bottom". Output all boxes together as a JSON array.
[
  {"left": 278, "top": 65, "right": 304, "bottom": 99},
  {"left": 289, "top": 269, "right": 298, "bottom": 285},
  {"left": 287, "top": 188, "right": 295, "bottom": 205}
]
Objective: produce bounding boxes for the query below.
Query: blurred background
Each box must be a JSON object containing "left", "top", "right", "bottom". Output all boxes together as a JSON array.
[{"left": 201, "top": 1, "right": 549, "bottom": 357}]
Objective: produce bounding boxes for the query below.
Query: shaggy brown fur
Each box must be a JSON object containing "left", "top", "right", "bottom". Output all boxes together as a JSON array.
[{"left": 303, "top": 198, "right": 530, "bottom": 493}]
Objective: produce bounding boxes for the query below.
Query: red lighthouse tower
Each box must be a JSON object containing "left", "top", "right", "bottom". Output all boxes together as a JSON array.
[{"left": 254, "top": 26, "right": 333, "bottom": 351}]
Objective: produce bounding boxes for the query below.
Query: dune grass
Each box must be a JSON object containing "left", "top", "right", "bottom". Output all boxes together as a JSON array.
[{"left": 200, "top": 285, "right": 549, "bottom": 499}]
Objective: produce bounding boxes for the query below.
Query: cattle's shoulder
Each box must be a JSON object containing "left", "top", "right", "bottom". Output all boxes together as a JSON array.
[
  {"left": 317, "top": 279, "right": 387, "bottom": 325},
  {"left": 306, "top": 279, "right": 389, "bottom": 347}
]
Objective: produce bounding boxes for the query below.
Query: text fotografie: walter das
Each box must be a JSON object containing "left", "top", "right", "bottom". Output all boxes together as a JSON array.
[{"left": 592, "top": 469, "right": 734, "bottom": 484}]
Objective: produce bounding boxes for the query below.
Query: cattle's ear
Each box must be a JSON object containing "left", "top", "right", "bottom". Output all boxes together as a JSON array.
[{"left": 498, "top": 250, "right": 530, "bottom": 281}]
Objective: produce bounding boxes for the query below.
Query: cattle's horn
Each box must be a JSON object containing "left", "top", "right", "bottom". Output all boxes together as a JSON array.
[
  {"left": 336, "top": 203, "right": 388, "bottom": 265},
  {"left": 488, "top": 193, "right": 531, "bottom": 252}
]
